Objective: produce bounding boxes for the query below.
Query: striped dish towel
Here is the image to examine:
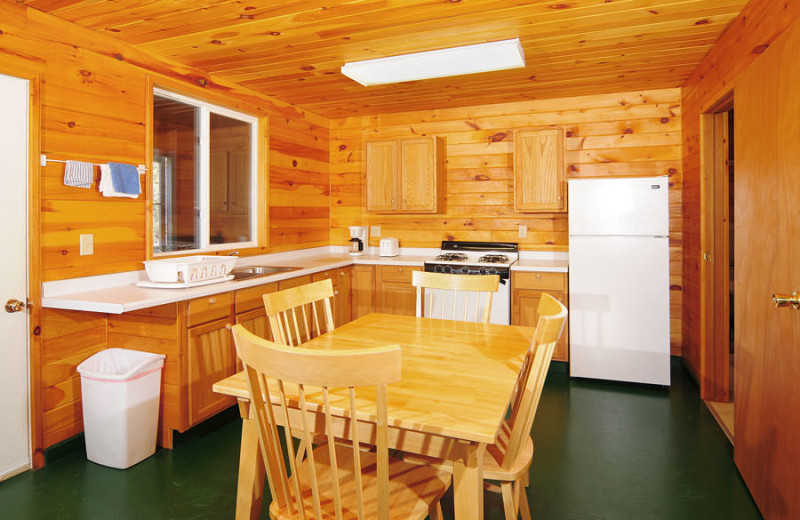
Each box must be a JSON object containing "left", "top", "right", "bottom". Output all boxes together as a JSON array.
[{"left": 64, "top": 160, "right": 93, "bottom": 188}]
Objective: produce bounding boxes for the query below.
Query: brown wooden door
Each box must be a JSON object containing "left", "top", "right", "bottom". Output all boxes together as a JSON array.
[
  {"left": 365, "top": 140, "right": 398, "bottom": 212},
  {"left": 400, "top": 138, "right": 435, "bottom": 212},
  {"left": 187, "top": 317, "right": 237, "bottom": 426},
  {"left": 351, "top": 265, "right": 375, "bottom": 319},
  {"left": 513, "top": 128, "right": 565, "bottom": 212},
  {"left": 733, "top": 19, "right": 800, "bottom": 519}
]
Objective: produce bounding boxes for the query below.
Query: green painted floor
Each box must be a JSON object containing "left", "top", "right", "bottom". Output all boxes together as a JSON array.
[{"left": 0, "top": 359, "right": 762, "bottom": 520}]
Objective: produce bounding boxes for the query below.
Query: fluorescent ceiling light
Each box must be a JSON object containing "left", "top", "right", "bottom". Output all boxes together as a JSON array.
[{"left": 341, "top": 38, "right": 525, "bottom": 86}]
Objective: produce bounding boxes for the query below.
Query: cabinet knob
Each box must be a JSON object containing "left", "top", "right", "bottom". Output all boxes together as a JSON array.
[
  {"left": 535, "top": 273, "right": 542, "bottom": 279},
  {"left": 208, "top": 297, "right": 217, "bottom": 304}
]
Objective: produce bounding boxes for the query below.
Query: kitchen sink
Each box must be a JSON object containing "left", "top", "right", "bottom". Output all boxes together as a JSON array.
[{"left": 231, "top": 265, "right": 300, "bottom": 281}]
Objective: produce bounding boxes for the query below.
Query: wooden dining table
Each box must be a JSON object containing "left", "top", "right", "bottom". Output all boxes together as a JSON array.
[{"left": 212, "top": 312, "right": 536, "bottom": 520}]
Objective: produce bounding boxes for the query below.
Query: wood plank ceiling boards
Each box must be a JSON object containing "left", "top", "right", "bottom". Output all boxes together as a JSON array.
[{"left": 23, "top": 0, "right": 748, "bottom": 119}]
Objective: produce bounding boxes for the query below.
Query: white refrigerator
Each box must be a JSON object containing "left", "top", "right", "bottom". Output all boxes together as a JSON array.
[{"left": 568, "top": 176, "right": 671, "bottom": 385}]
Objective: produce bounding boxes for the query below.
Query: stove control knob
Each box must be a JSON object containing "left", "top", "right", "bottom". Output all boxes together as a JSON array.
[
  {"left": 443, "top": 265, "right": 452, "bottom": 274},
  {"left": 488, "top": 267, "right": 497, "bottom": 275},
  {"left": 434, "top": 265, "right": 444, "bottom": 273},
  {"left": 459, "top": 266, "right": 469, "bottom": 274}
]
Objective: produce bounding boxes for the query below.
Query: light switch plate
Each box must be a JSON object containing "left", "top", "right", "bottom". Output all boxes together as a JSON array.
[
  {"left": 370, "top": 226, "right": 381, "bottom": 237},
  {"left": 518, "top": 225, "right": 528, "bottom": 238},
  {"left": 80, "top": 234, "right": 94, "bottom": 256}
]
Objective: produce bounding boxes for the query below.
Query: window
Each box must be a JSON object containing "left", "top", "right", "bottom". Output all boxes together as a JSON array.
[{"left": 152, "top": 88, "right": 258, "bottom": 255}]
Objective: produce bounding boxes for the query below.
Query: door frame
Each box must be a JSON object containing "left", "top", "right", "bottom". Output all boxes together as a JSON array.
[
  {"left": 699, "top": 90, "right": 733, "bottom": 402},
  {"left": 0, "top": 56, "right": 44, "bottom": 469}
]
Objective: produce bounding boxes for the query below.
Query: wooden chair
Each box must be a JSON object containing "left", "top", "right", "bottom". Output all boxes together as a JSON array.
[
  {"left": 406, "top": 293, "right": 567, "bottom": 520},
  {"left": 412, "top": 270, "right": 500, "bottom": 323},
  {"left": 230, "top": 324, "right": 451, "bottom": 520},
  {"left": 263, "top": 278, "right": 335, "bottom": 346}
]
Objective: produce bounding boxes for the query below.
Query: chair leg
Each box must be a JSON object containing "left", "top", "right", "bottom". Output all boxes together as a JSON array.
[
  {"left": 501, "top": 481, "right": 517, "bottom": 520},
  {"left": 518, "top": 479, "right": 532, "bottom": 520},
  {"left": 428, "top": 501, "right": 444, "bottom": 520}
]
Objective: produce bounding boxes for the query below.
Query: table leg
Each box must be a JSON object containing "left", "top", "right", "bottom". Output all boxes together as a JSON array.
[
  {"left": 452, "top": 442, "right": 485, "bottom": 520},
  {"left": 235, "top": 400, "right": 265, "bottom": 520}
]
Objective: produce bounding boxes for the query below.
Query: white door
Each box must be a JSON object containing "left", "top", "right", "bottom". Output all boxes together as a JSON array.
[
  {"left": 568, "top": 177, "right": 670, "bottom": 236},
  {"left": 0, "top": 72, "right": 31, "bottom": 480},
  {"left": 569, "top": 235, "right": 671, "bottom": 385}
]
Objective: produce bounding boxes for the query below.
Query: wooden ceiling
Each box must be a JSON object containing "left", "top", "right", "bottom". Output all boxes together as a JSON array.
[{"left": 25, "top": 0, "right": 749, "bottom": 119}]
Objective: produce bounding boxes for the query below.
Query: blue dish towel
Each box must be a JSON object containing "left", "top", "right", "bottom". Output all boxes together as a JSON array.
[{"left": 108, "top": 162, "right": 141, "bottom": 196}]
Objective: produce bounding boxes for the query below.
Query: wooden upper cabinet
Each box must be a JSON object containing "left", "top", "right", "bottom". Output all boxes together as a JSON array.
[
  {"left": 365, "top": 140, "right": 397, "bottom": 212},
  {"left": 366, "top": 136, "right": 445, "bottom": 213},
  {"left": 513, "top": 128, "right": 566, "bottom": 213}
]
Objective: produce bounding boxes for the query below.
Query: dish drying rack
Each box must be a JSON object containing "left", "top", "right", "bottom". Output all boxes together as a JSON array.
[{"left": 141, "top": 256, "right": 237, "bottom": 286}]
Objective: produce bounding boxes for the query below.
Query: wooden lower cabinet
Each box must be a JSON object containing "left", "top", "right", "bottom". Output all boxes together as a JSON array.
[
  {"left": 511, "top": 271, "right": 569, "bottom": 362},
  {"left": 187, "top": 317, "right": 237, "bottom": 426},
  {"left": 351, "top": 265, "right": 376, "bottom": 319},
  {"left": 376, "top": 265, "right": 422, "bottom": 316},
  {"left": 312, "top": 267, "right": 352, "bottom": 327}
]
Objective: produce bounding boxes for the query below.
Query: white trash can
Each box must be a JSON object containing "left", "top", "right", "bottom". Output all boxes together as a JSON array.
[{"left": 77, "top": 348, "right": 166, "bottom": 469}]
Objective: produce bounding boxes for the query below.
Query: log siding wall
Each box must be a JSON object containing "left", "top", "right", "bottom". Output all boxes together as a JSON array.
[
  {"left": 330, "top": 88, "right": 683, "bottom": 354},
  {"left": 0, "top": 3, "right": 329, "bottom": 453}
]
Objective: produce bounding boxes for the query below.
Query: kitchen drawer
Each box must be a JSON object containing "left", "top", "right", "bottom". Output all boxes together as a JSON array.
[
  {"left": 234, "top": 282, "right": 279, "bottom": 314},
  {"left": 512, "top": 271, "right": 567, "bottom": 291},
  {"left": 377, "top": 265, "right": 421, "bottom": 283},
  {"left": 187, "top": 293, "right": 233, "bottom": 327}
]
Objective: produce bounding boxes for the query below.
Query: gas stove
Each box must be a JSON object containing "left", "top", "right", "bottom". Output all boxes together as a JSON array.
[
  {"left": 425, "top": 241, "right": 519, "bottom": 277},
  {"left": 423, "top": 241, "right": 519, "bottom": 325}
]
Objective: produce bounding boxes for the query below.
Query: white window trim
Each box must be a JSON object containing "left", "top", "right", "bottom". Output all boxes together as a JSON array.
[{"left": 153, "top": 87, "right": 260, "bottom": 256}]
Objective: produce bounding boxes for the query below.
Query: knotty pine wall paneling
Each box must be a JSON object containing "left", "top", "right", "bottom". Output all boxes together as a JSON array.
[
  {"left": 331, "top": 88, "right": 683, "bottom": 353},
  {"left": 680, "top": 0, "right": 800, "bottom": 387},
  {"left": 0, "top": 3, "right": 330, "bottom": 453}
]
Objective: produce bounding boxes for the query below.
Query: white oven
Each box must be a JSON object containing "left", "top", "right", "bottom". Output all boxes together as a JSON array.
[{"left": 423, "top": 241, "right": 518, "bottom": 325}]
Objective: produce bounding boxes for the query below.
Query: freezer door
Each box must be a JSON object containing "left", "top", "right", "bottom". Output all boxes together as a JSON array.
[
  {"left": 568, "top": 235, "right": 670, "bottom": 385},
  {"left": 568, "top": 177, "right": 669, "bottom": 236}
]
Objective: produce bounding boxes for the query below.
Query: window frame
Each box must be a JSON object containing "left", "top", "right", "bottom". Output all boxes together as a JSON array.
[{"left": 152, "top": 87, "right": 260, "bottom": 256}]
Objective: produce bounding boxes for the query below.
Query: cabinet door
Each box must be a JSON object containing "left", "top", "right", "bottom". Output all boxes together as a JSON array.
[
  {"left": 376, "top": 266, "right": 421, "bottom": 316},
  {"left": 400, "top": 138, "right": 435, "bottom": 212},
  {"left": 312, "top": 268, "right": 352, "bottom": 327},
  {"left": 351, "top": 265, "right": 375, "bottom": 320},
  {"left": 514, "top": 128, "right": 565, "bottom": 212},
  {"left": 236, "top": 307, "right": 271, "bottom": 340},
  {"left": 512, "top": 288, "right": 569, "bottom": 362},
  {"left": 366, "top": 140, "right": 398, "bottom": 212},
  {"left": 188, "top": 317, "right": 237, "bottom": 426}
]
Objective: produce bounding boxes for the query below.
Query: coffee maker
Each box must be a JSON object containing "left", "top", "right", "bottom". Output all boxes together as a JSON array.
[{"left": 348, "top": 226, "right": 369, "bottom": 256}]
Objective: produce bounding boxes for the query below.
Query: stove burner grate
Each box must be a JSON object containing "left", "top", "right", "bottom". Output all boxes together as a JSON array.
[
  {"left": 435, "top": 252, "right": 468, "bottom": 261},
  {"left": 477, "top": 254, "right": 510, "bottom": 264}
]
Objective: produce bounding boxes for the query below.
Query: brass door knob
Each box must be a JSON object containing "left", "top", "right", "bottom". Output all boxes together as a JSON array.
[
  {"left": 5, "top": 299, "right": 26, "bottom": 313},
  {"left": 773, "top": 291, "right": 800, "bottom": 309}
]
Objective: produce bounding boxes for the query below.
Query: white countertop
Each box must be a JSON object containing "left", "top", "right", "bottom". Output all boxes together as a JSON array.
[{"left": 42, "top": 246, "right": 568, "bottom": 314}]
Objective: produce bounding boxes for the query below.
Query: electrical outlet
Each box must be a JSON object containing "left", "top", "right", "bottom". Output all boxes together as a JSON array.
[
  {"left": 518, "top": 225, "right": 528, "bottom": 238},
  {"left": 80, "top": 234, "right": 94, "bottom": 256},
  {"left": 370, "top": 225, "right": 381, "bottom": 237}
]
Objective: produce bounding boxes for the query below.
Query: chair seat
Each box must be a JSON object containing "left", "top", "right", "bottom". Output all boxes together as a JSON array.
[
  {"left": 271, "top": 444, "right": 451, "bottom": 520},
  {"left": 403, "top": 435, "right": 534, "bottom": 482}
]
